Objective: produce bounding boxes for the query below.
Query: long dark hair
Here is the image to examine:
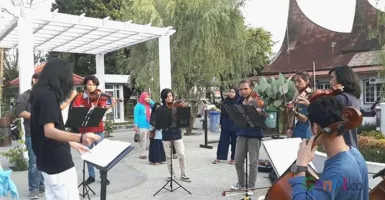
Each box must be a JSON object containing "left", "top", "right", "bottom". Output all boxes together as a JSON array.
[
  {"left": 329, "top": 66, "right": 361, "bottom": 98},
  {"left": 295, "top": 71, "right": 313, "bottom": 88},
  {"left": 33, "top": 58, "right": 74, "bottom": 102},
  {"left": 160, "top": 88, "right": 174, "bottom": 105}
]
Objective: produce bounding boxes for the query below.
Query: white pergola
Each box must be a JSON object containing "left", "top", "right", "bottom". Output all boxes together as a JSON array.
[{"left": 0, "top": 5, "right": 175, "bottom": 94}]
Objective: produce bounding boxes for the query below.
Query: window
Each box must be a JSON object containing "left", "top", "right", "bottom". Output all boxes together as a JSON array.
[
  {"left": 364, "top": 80, "right": 382, "bottom": 104},
  {"left": 317, "top": 82, "right": 330, "bottom": 90}
]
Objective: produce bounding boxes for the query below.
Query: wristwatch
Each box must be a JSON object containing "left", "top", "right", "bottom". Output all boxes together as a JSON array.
[{"left": 290, "top": 164, "right": 308, "bottom": 174}]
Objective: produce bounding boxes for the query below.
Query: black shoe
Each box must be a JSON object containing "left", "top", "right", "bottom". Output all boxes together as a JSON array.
[
  {"left": 106, "top": 179, "right": 110, "bottom": 185},
  {"left": 84, "top": 177, "right": 95, "bottom": 185}
]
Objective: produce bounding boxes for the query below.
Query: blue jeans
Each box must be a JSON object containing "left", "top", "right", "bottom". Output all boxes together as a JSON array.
[
  {"left": 87, "top": 132, "right": 105, "bottom": 178},
  {"left": 25, "top": 136, "right": 44, "bottom": 192}
]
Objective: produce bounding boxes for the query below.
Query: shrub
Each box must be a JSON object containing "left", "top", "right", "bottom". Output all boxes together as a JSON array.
[
  {"left": 317, "top": 130, "right": 385, "bottom": 163},
  {"left": 357, "top": 123, "right": 377, "bottom": 134},
  {"left": 360, "top": 130, "right": 385, "bottom": 140},
  {"left": 358, "top": 136, "right": 385, "bottom": 163}
]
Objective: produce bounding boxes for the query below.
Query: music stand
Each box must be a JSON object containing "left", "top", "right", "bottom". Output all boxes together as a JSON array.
[
  {"left": 153, "top": 106, "right": 192, "bottom": 196},
  {"left": 81, "top": 139, "right": 134, "bottom": 200},
  {"left": 65, "top": 107, "right": 107, "bottom": 200},
  {"left": 224, "top": 105, "right": 267, "bottom": 200}
]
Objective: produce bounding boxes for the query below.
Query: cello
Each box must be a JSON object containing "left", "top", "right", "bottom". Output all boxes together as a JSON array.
[
  {"left": 263, "top": 86, "right": 362, "bottom": 200},
  {"left": 369, "top": 168, "right": 385, "bottom": 199}
]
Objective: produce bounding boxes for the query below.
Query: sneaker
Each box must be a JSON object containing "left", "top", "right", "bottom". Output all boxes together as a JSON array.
[
  {"left": 181, "top": 175, "right": 191, "bottom": 182},
  {"left": 85, "top": 177, "right": 95, "bottom": 185},
  {"left": 39, "top": 186, "right": 45, "bottom": 193},
  {"left": 230, "top": 182, "right": 244, "bottom": 190},
  {"left": 29, "top": 190, "right": 39, "bottom": 199},
  {"left": 166, "top": 175, "right": 176, "bottom": 181},
  {"left": 173, "top": 154, "right": 178, "bottom": 159},
  {"left": 247, "top": 190, "right": 254, "bottom": 196}
]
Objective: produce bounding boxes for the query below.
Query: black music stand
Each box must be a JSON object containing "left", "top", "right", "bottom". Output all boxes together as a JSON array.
[
  {"left": 65, "top": 107, "right": 107, "bottom": 200},
  {"left": 153, "top": 106, "right": 192, "bottom": 196},
  {"left": 83, "top": 144, "right": 135, "bottom": 200},
  {"left": 224, "top": 105, "right": 267, "bottom": 200}
]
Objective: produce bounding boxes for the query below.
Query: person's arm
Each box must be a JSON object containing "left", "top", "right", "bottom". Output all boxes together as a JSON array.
[
  {"left": 133, "top": 105, "right": 140, "bottom": 131},
  {"left": 60, "top": 90, "right": 78, "bottom": 110},
  {"left": 289, "top": 169, "right": 342, "bottom": 200},
  {"left": 15, "top": 93, "right": 30, "bottom": 119}
]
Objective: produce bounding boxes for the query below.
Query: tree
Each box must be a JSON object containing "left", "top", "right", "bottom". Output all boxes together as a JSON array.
[{"left": 121, "top": 0, "right": 273, "bottom": 134}]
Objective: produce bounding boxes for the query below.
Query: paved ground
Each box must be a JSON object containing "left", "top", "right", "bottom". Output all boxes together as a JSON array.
[{"left": 1, "top": 129, "right": 272, "bottom": 200}]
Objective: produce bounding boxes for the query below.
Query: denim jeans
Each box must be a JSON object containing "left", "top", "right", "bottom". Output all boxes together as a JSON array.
[
  {"left": 25, "top": 136, "right": 44, "bottom": 192},
  {"left": 87, "top": 132, "right": 105, "bottom": 178}
]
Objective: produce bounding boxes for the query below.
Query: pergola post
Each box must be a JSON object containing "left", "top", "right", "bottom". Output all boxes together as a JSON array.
[
  {"left": 17, "top": 7, "right": 34, "bottom": 94},
  {"left": 95, "top": 54, "right": 105, "bottom": 90},
  {"left": 158, "top": 35, "right": 172, "bottom": 92}
]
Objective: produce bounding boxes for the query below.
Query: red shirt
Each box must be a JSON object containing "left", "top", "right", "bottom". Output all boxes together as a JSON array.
[{"left": 72, "top": 92, "right": 107, "bottom": 133}]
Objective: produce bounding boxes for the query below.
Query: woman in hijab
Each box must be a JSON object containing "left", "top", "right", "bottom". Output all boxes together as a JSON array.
[
  {"left": 212, "top": 87, "right": 240, "bottom": 164},
  {"left": 148, "top": 102, "right": 166, "bottom": 165},
  {"left": 133, "top": 92, "right": 154, "bottom": 159}
]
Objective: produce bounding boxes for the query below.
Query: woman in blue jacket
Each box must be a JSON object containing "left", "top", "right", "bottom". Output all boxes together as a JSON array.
[
  {"left": 212, "top": 87, "right": 240, "bottom": 165},
  {"left": 134, "top": 92, "right": 155, "bottom": 159}
]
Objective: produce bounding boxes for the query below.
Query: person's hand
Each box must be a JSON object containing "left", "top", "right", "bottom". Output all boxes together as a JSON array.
[
  {"left": 111, "top": 98, "right": 118, "bottom": 106},
  {"left": 286, "top": 128, "right": 293, "bottom": 137},
  {"left": 296, "top": 136, "right": 316, "bottom": 166},
  {"left": 133, "top": 126, "right": 139, "bottom": 133},
  {"left": 70, "top": 90, "right": 78, "bottom": 100},
  {"left": 81, "top": 133, "right": 101, "bottom": 146},
  {"left": 296, "top": 96, "right": 310, "bottom": 106},
  {"left": 71, "top": 142, "right": 90, "bottom": 154}
]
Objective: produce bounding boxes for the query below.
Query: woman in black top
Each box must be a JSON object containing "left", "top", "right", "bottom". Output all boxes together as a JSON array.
[{"left": 212, "top": 87, "right": 240, "bottom": 164}]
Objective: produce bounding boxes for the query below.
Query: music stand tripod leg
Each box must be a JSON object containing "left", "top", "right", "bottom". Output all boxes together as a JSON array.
[
  {"left": 78, "top": 161, "right": 96, "bottom": 200},
  {"left": 153, "top": 141, "right": 191, "bottom": 196}
]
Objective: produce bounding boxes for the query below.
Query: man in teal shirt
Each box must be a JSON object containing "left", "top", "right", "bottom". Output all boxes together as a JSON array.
[{"left": 289, "top": 96, "right": 368, "bottom": 200}]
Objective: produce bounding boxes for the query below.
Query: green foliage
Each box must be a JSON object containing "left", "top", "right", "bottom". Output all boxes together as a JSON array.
[
  {"left": 104, "top": 120, "right": 114, "bottom": 137},
  {"left": 358, "top": 135, "right": 385, "bottom": 163},
  {"left": 360, "top": 130, "right": 385, "bottom": 140},
  {"left": 2, "top": 125, "right": 27, "bottom": 171},
  {"left": 357, "top": 123, "right": 377, "bottom": 134},
  {"left": 1, "top": 145, "right": 28, "bottom": 171},
  {"left": 254, "top": 73, "right": 296, "bottom": 109}
]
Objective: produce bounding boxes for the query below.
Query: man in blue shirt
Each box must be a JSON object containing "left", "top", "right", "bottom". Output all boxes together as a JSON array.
[{"left": 289, "top": 96, "right": 368, "bottom": 200}]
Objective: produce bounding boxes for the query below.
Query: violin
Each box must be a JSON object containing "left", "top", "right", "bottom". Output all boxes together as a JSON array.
[
  {"left": 308, "top": 84, "right": 344, "bottom": 101},
  {"left": 166, "top": 99, "right": 188, "bottom": 108},
  {"left": 87, "top": 89, "right": 123, "bottom": 103}
]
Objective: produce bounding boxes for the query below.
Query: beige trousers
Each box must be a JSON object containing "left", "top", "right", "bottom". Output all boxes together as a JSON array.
[{"left": 162, "top": 139, "right": 186, "bottom": 176}]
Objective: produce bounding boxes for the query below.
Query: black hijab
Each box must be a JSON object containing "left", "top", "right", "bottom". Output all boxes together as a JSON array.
[{"left": 221, "top": 87, "right": 240, "bottom": 117}]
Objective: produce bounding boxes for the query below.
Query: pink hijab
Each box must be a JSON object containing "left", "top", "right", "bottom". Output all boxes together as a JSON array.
[{"left": 139, "top": 92, "right": 151, "bottom": 122}]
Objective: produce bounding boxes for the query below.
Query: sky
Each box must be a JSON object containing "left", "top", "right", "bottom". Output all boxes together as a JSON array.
[{"left": 4, "top": 0, "right": 385, "bottom": 54}]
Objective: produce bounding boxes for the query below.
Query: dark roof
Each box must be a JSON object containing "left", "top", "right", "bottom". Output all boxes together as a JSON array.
[{"left": 262, "top": 0, "right": 381, "bottom": 75}]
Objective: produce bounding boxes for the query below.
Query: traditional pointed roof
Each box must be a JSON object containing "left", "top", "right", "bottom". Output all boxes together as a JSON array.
[
  {"left": 7, "top": 63, "right": 84, "bottom": 87},
  {"left": 262, "top": 0, "right": 380, "bottom": 75}
]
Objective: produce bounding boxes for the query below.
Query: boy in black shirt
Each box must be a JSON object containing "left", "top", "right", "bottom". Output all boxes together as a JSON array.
[{"left": 29, "top": 58, "right": 100, "bottom": 200}]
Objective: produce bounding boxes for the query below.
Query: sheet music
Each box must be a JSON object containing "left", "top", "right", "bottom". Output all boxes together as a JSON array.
[
  {"left": 262, "top": 138, "right": 318, "bottom": 177},
  {"left": 81, "top": 139, "right": 131, "bottom": 168}
]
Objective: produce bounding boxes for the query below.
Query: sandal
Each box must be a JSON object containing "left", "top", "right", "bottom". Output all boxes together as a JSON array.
[
  {"left": 212, "top": 159, "right": 220, "bottom": 164},
  {"left": 229, "top": 160, "right": 235, "bottom": 165},
  {"left": 139, "top": 156, "right": 147, "bottom": 159}
]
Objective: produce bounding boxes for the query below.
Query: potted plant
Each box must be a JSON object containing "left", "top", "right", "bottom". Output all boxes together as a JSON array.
[{"left": 253, "top": 73, "right": 297, "bottom": 133}]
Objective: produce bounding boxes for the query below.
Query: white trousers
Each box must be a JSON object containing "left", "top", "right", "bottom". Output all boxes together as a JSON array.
[{"left": 41, "top": 167, "right": 80, "bottom": 200}]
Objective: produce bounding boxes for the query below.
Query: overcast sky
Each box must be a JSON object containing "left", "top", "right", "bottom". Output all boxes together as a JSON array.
[{"left": 4, "top": 0, "right": 385, "bottom": 53}]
